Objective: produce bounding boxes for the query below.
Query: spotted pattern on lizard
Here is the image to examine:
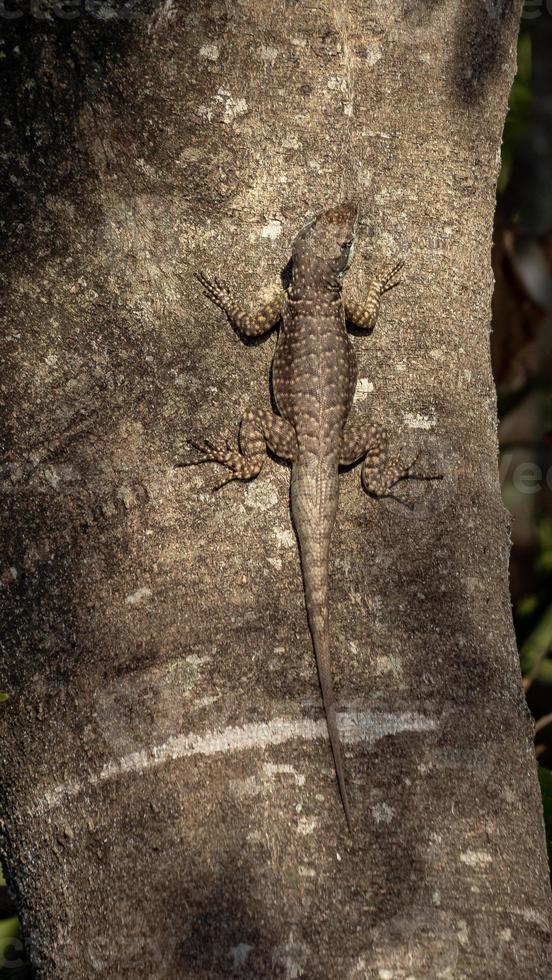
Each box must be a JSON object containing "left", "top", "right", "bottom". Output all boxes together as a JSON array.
[{"left": 179, "top": 203, "right": 441, "bottom": 831}]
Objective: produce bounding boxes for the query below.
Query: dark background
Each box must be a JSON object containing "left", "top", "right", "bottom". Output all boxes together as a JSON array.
[{"left": 495, "top": 6, "right": 552, "bottom": 769}]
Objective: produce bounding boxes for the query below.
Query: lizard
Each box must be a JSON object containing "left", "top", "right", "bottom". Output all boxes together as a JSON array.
[{"left": 179, "top": 202, "right": 439, "bottom": 831}]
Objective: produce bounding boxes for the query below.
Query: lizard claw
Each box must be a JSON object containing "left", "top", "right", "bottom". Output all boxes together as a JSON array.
[
  {"left": 212, "top": 474, "right": 235, "bottom": 492},
  {"left": 175, "top": 438, "right": 228, "bottom": 468},
  {"left": 380, "top": 258, "right": 405, "bottom": 294},
  {"left": 404, "top": 452, "right": 443, "bottom": 484},
  {"left": 174, "top": 441, "right": 202, "bottom": 467},
  {"left": 195, "top": 271, "right": 234, "bottom": 314},
  {"left": 385, "top": 492, "right": 415, "bottom": 511},
  {"left": 387, "top": 452, "right": 443, "bottom": 488},
  {"left": 201, "top": 438, "right": 217, "bottom": 452}
]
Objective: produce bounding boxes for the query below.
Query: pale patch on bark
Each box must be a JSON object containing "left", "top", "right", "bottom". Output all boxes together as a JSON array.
[{"left": 36, "top": 709, "right": 436, "bottom": 813}]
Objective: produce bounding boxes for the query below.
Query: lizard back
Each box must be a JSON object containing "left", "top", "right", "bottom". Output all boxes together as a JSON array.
[
  {"left": 272, "top": 202, "right": 360, "bottom": 829},
  {"left": 272, "top": 205, "right": 359, "bottom": 453}
]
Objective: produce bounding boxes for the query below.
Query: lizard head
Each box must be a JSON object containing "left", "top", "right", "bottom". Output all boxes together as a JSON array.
[{"left": 291, "top": 202, "right": 359, "bottom": 288}]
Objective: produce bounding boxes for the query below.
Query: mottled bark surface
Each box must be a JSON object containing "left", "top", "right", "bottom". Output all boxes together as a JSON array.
[{"left": 1, "top": 1, "right": 550, "bottom": 977}]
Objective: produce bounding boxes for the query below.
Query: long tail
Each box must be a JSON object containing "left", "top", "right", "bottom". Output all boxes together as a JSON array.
[
  {"left": 310, "top": 615, "right": 352, "bottom": 832},
  {"left": 291, "top": 456, "right": 352, "bottom": 832}
]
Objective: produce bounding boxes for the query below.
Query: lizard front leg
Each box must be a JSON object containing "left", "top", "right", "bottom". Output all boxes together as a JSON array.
[
  {"left": 178, "top": 408, "right": 297, "bottom": 490},
  {"left": 196, "top": 272, "right": 283, "bottom": 337},
  {"left": 340, "top": 422, "right": 440, "bottom": 502},
  {"left": 344, "top": 259, "right": 404, "bottom": 331}
]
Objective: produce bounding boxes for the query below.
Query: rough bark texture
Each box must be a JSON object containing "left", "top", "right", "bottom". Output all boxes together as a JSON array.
[{"left": 1, "top": 1, "right": 550, "bottom": 977}]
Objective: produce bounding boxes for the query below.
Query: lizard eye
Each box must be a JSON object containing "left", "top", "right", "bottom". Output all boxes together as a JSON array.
[{"left": 341, "top": 239, "right": 353, "bottom": 249}]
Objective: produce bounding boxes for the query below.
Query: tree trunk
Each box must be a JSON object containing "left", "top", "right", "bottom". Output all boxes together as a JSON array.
[{"left": 1, "top": 1, "right": 550, "bottom": 977}]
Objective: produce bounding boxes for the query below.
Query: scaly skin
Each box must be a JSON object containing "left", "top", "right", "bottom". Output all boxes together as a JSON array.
[{"left": 181, "top": 203, "right": 439, "bottom": 831}]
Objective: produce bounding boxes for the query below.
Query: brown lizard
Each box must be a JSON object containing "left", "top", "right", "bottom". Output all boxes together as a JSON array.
[{"left": 180, "top": 203, "right": 439, "bottom": 831}]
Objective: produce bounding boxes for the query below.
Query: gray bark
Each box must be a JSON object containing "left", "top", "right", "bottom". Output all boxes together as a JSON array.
[{"left": 1, "top": 1, "right": 551, "bottom": 977}]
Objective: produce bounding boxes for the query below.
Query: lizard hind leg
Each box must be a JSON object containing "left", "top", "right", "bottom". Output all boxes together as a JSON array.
[
  {"left": 239, "top": 408, "right": 297, "bottom": 464},
  {"left": 340, "top": 422, "right": 440, "bottom": 504},
  {"left": 183, "top": 437, "right": 262, "bottom": 491},
  {"left": 180, "top": 408, "right": 297, "bottom": 490}
]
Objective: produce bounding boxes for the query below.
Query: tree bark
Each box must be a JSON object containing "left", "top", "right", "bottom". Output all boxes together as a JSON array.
[{"left": 1, "top": 1, "right": 551, "bottom": 977}]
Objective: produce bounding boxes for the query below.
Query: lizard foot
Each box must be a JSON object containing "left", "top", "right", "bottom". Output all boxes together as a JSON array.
[
  {"left": 362, "top": 451, "right": 442, "bottom": 504},
  {"left": 377, "top": 258, "right": 404, "bottom": 295},
  {"left": 195, "top": 272, "right": 235, "bottom": 317},
  {"left": 400, "top": 451, "right": 444, "bottom": 485},
  {"left": 175, "top": 438, "right": 263, "bottom": 488}
]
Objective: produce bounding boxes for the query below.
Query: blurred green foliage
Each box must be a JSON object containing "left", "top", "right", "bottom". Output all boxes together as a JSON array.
[
  {"left": 517, "top": 521, "right": 552, "bottom": 684},
  {"left": 498, "top": 32, "right": 532, "bottom": 195},
  {"left": 0, "top": 869, "right": 25, "bottom": 977}
]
